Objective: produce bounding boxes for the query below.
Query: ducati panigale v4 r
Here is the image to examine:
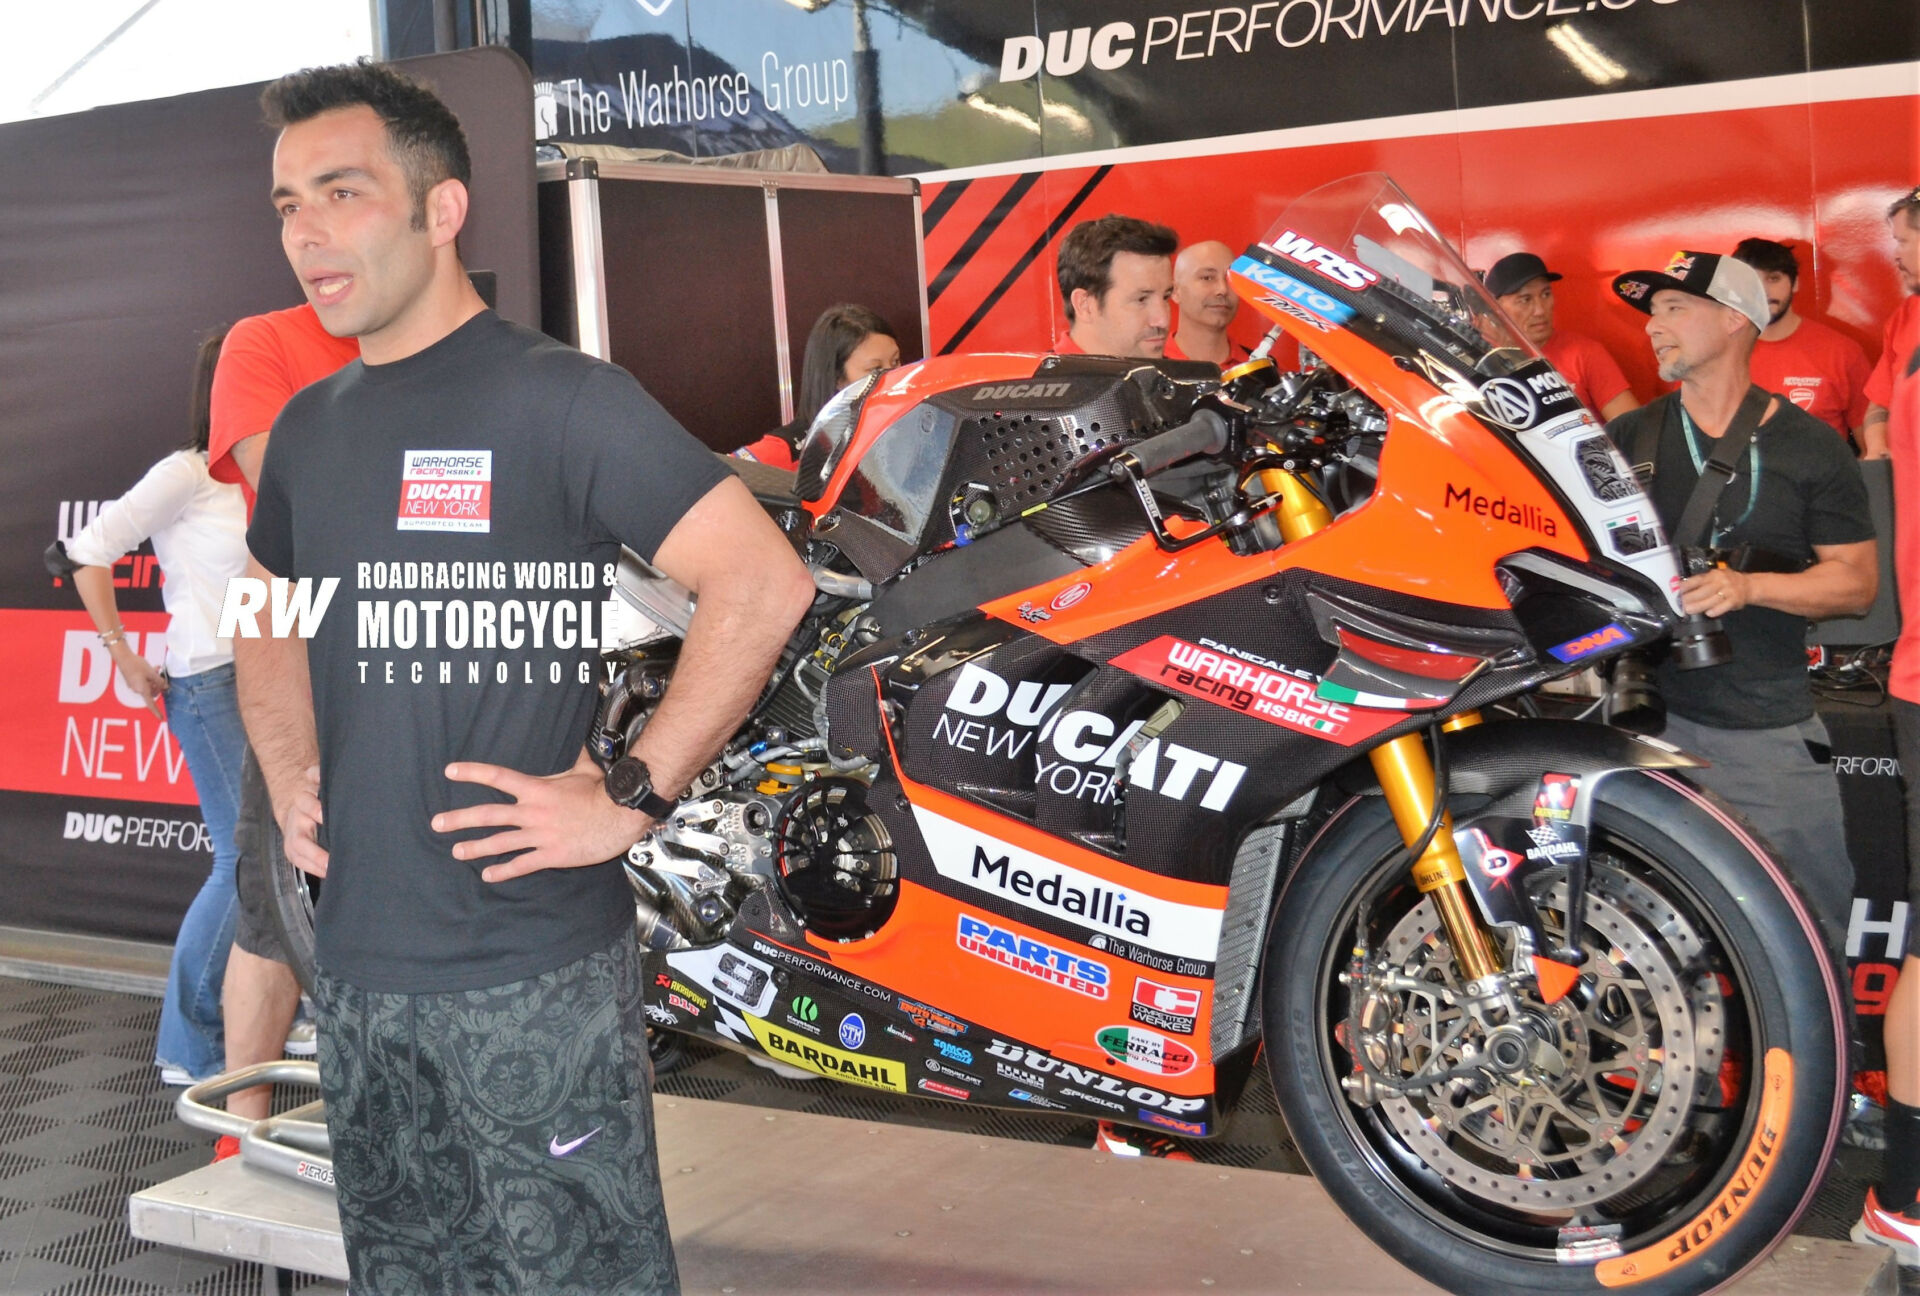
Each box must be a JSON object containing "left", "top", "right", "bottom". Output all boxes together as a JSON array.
[{"left": 269, "top": 175, "right": 1845, "bottom": 1294}]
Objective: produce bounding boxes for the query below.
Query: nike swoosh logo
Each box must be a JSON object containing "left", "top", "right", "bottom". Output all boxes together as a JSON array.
[{"left": 549, "top": 1128, "right": 602, "bottom": 1158}]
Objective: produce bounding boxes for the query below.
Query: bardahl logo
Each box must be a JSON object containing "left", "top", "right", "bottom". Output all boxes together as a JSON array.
[
  {"left": 972, "top": 381, "right": 1072, "bottom": 402},
  {"left": 399, "top": 450, "right": 492, "bottom": 533}
]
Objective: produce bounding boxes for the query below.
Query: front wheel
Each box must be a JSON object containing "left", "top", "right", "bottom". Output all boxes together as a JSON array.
[{"left": 1263, "top": 770, "right": 1843, "bottom": 1296}]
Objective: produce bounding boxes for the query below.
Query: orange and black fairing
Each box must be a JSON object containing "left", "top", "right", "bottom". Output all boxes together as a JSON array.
[{"left": 648, "top": 175, "right": 1686, "bottom": 1139}]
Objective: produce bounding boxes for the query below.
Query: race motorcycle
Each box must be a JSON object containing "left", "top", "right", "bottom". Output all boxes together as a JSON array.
[{"left": 270, "top": 175, "right": 1844, "bottom": 1295}]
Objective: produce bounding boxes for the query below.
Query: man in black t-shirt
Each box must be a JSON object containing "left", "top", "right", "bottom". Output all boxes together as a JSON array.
[
  {"left": 236, "top": 63, "right": 814, "bottom": 1294},
  {"left": 1608, "top": 251, "right": 1876, "bottom": 953}
]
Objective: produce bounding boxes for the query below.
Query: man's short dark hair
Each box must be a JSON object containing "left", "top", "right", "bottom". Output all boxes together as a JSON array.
[
  {"left": 1732, "top": 237, "right": 1799, "bottom": 284},
  {"left": 1057, "top": 214, "right": 1178, "bottom": 324},
  {"left": 262, "top": 60, "right": 471, "bottom": 231}
]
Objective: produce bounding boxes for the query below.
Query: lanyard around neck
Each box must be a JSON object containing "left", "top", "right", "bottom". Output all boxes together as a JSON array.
[{"left": 1678, "top": 401, "right": 1760, "bottom": 543}]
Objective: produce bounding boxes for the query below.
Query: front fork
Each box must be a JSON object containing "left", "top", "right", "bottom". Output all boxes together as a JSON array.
[{"left": 1258, "top": 469, "right": 1501, "bottom": 981}]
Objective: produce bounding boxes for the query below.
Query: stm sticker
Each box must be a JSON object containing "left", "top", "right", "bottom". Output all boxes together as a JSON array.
[
  {"left": 1095, "top": 1024, "right": 1197, "bottom": 1078},
  {"left": 398, "top": 450, "right": 492, "bottom": 533}
]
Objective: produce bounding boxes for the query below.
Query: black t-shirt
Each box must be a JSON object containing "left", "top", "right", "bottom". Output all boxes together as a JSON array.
[
  {"left": 249, "top": 311, "right": 730, "bottom": 992},
  {"left": 1606, "top": 391, "right": 1872, "bottom": 729}
]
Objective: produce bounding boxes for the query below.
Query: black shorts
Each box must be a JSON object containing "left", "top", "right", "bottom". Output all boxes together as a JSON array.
[
  {"left": 231, "top": 747, "right": 288, "bottom": 962},
  {"left": 1888, "top": 699, "right": 1920, "bottom": 957},
  {"left": 313, "top": 930, "right": 678, "bottom": 1295}
]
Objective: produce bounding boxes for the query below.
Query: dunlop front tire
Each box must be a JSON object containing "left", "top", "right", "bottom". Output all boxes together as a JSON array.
[{"left": 1262, "top": 770, "right": 1844, "bottom": 1296}]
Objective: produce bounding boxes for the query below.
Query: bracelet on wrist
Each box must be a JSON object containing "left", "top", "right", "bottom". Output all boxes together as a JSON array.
[{"left": 98, "top": 628, "right": 126, "bottom": 646}]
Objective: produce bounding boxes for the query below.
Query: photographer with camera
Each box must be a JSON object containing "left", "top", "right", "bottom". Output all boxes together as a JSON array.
[{"left": 1607, "top": 251, "right": 1877, "bottom": 954}]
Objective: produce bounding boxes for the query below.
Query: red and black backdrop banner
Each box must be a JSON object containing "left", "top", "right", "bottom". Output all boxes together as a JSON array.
[{"left": 0, "top": 47, "right": 538, "bottom": 942}]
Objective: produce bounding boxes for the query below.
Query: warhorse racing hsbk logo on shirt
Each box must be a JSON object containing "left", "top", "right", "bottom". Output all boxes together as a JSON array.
[{"left": 398, "top": 451, "right": 493, "bottom": 533}]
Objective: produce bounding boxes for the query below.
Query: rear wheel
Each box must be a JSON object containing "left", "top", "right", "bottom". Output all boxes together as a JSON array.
[
  {"left": 263, "top": 816, "right": 319, "bottom": 998},
  {"left": 1263, "top": 770, "right": 1843, "bottom": 1295}
]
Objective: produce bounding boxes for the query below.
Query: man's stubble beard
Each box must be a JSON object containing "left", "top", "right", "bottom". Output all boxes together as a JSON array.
[{"left": 1657, "top": 354, "right": 1692, "bottom": 383}]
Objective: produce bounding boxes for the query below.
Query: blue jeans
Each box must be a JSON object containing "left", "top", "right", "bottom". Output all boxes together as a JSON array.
[{"left": 154, "top": 662, "right": 246, "bottom": 1079}]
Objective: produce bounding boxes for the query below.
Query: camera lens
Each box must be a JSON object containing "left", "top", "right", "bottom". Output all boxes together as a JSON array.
[
  {"left": 1605, "top": 651, "right": 1666, "bottom": 736},
  {"left": 1672, "top": 614, "right": 1733, "bottom": 671}
]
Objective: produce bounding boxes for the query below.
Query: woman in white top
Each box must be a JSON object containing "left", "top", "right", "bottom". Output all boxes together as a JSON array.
[{"left": 59, "top": 329, "right": 250, "bottom": 1084}]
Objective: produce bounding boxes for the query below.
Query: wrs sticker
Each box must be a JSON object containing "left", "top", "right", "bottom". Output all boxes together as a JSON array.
[{"left": 398, "top": 451, "right": 492, "bottom": 533}]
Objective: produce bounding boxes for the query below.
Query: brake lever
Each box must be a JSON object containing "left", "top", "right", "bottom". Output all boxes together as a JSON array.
[{"left": 1108, "top": 455, "right": 1253, "bottom": 553}]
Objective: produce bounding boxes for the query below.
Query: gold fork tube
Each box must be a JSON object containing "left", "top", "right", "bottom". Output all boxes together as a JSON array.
[
  {"left": 1258, "top": 468, "right": 1502, "bottom": 981},
  {"left": 1367, "top": 735, "right": 1502, "bottom": 981}
]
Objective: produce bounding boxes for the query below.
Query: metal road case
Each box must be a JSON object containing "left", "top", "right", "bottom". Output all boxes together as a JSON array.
[{"left": 538, "top": 157, "right": 928, "bottom": 453}]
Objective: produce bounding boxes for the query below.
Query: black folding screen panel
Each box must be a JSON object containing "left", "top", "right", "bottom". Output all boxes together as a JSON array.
[{"left": 539, "top": 160, "right": 927, "bottom": 452}]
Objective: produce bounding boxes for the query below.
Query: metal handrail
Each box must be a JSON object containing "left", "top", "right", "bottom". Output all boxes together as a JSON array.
[{"left": 175, "top": 1060, "right": 336, "bottom": 1189}]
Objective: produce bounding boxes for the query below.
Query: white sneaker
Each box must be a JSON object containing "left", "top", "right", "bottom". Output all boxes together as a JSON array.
[
  {"left": 157, "top": 1064, "right": 194, "bottom": 1086},
  {"left": 1851, "top": 1187, "right": 1920, "bottom": 1267},
  {"left": 283, "top": 1020, "right": 317, "bottom": 1057}
]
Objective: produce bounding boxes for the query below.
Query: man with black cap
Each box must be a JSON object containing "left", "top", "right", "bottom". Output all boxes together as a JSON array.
[
  {"left": 1487, "top": 251, "right": 1640, "bottom": 419},
  {"left": 1605, "top": 250, "right": 1876, "bottom": 954}
]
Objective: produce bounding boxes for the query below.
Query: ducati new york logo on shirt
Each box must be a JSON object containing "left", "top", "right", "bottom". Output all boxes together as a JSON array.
[{"left": 399, "top": 451, "right": 492, "bottom": 533}]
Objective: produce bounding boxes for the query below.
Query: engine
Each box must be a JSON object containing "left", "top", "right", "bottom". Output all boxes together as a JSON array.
[{"left": 595, "top": 604, "right": 898, "bottom": 952}]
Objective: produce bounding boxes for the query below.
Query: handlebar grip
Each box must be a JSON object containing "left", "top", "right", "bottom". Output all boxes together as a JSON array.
[{"left": 1115, "top": 409, "right": 1231, "bottom": 478}]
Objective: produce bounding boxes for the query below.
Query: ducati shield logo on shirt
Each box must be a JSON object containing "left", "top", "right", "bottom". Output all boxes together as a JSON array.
[{"left": 399, "top": 450, "right": 493, "bottom": 533}]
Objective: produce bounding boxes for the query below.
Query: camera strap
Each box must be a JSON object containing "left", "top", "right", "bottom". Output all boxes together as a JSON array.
[{"left": 1670, "top": 385, "right": 1771, "bottom": 550}]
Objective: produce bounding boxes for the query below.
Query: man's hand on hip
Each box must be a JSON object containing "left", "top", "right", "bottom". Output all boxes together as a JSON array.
[
  {"left": 436, "top": 749, "right": 654, "bottom": 883},
  {"left": 281, "top": 765, "right": 329, "bottom": 878}
]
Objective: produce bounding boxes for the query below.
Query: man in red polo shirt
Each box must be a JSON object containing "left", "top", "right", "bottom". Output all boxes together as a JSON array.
[
  {"left": 1733, "top": 238, "right": 1872, "bottom": 446},
  {"left": 205, "top": 303, "right": 358, "bottom": 1132},
  {"left": 1489, "top": 251, "right": 1641, "bottom": 420},
  {"left": 1053, "top": 214, "right": 1176, "bottom": 359},
  {"left": 1166, "top": 239, "right": 1251, "bottom": 367},
  {"left": 1856, "top": 183, "right": 1920, "bottom": 1265},
  {"left": 1862, "top": 188, "right": 1920, "bottom": 461}
]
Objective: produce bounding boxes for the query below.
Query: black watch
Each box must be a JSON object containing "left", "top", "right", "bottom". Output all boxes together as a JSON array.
[{"left": 604, "top": 756, "right": 678, "bottom": 819}]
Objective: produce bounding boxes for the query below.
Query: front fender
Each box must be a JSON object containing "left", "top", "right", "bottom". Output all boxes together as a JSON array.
[{"left": 1342, "top": 718, "right": 1702, "bottom": 820}]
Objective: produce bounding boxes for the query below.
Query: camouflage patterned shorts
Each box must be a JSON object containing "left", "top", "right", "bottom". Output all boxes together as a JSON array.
[{"left": 313, "top": 932, "right": 678, "bottom": 1295}]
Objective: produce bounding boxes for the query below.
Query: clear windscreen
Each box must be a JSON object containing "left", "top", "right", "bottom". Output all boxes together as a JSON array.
[{"left": 1257, "top": 173, "right": 1537, "bottom": 376}]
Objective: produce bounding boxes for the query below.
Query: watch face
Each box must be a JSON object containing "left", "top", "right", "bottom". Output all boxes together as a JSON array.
[{"left": 607, "top": 757, "right": 651, "bottom": 806}]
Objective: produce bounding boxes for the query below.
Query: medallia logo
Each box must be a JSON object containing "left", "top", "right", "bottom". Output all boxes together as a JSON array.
[{"left": 838, "top": 1013, "right": 866, "bottom": 1049}]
